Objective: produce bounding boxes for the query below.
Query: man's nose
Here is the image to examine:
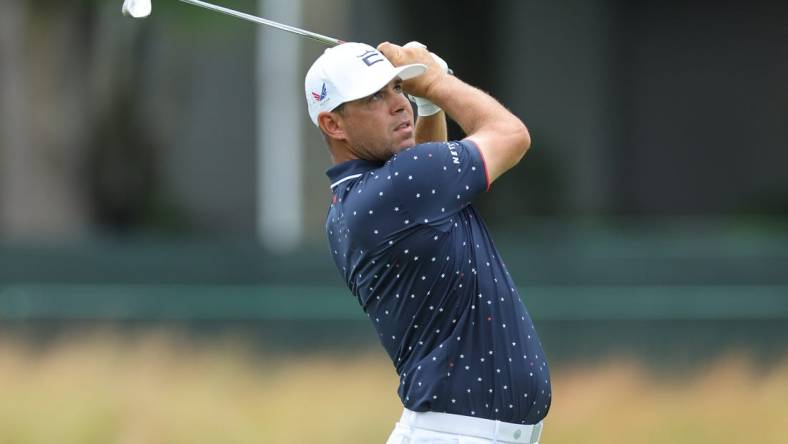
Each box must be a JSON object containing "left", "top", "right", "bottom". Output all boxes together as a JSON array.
[{"left": 390, "top": 93, "right": 410, "bottom": 115}]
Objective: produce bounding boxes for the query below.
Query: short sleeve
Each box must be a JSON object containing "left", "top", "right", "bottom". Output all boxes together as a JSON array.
[{"left": 386, "top": 140, "right": 489, "bottom": 222}]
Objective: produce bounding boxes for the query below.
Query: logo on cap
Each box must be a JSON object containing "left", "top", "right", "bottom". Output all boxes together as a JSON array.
[
  {"left": 311, "top": 83, "right": 327, "bottom": 102},
  {"left": 358, "top": 49, "right": 384, "bottom": 67}
]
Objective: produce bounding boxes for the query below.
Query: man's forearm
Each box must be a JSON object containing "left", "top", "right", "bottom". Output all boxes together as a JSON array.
[
  {"left": 415, "top": 111, "right": 448, "bottom": 144},
  {"left": 424, "top": 73, "right": 530, "bottom": 183},
  {"left": 425, "top": 75, "right": 518, "bottom": 139}
]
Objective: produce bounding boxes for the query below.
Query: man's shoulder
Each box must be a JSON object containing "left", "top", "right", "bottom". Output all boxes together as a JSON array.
[
  {"left": 332, "top": 168, "right": 395, "bottom": 210},
  {"left": 389, "top": 140, "right": 478, "bottom": 167}
]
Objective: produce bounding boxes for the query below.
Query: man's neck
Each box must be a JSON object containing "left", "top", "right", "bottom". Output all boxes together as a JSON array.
[{"left": 330, "top": 148, "right": 359, "bottom": 165}]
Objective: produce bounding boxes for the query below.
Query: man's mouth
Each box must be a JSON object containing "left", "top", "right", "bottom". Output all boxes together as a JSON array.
[{"left": 394, "top": 121, "right": 412, "bottom": 132}]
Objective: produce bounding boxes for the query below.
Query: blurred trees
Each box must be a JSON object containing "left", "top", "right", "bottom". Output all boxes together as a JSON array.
[
  {"left": 0, "top": 0, "right": 158, "bottom": 240},
  {"left": 0, "top": 0, "right": 92, "bottom": 239}
]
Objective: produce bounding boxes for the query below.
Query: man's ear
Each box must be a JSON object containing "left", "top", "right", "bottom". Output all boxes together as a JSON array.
[{"left": 318, "top": 111, "right": 346, "bottom": 141}]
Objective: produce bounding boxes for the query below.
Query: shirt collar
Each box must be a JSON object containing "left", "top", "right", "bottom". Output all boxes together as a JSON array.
[{"left": 326, "top": 159, "right": 383, "bottom": 189}]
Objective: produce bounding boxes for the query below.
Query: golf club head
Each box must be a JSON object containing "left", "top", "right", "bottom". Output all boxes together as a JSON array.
[{"left": 122, "top": 0, "right": 152, "bottom": 18}]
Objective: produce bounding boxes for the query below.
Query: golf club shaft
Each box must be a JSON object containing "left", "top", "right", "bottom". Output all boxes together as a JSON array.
[{"left": 177, "top": 0, "right": 344, "bottom": 46}]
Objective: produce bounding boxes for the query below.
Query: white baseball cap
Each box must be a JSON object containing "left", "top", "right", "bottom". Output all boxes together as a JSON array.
[{"left": 305, "top": 42, "right": 427, "bottom": 126}]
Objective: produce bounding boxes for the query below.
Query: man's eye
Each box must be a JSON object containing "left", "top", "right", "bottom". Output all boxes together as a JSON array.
[
  {"left": 369, "top": 91, "right": 382, "bottom": 101},
  {"left": 394, "top": 84, "right": 403, "bottom": 93}
]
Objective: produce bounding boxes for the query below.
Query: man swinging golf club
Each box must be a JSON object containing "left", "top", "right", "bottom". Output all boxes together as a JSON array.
[
  {"left": 308, "top": 41, "right": 551, "bottom": 443},
  {"left": 121, "top": 1, "right": 551, "bottom": 440}
]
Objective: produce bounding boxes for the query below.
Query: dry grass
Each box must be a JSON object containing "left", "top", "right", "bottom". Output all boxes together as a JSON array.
[
  {"left": 548, "top": 355, "right": 788, "bottom": 443},
  {"left": 0, "top": 332, "right": 785, "bottom": 444}
]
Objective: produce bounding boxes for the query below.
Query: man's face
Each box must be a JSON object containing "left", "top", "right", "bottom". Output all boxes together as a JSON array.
[{"left": 334, "top": 78, "right": 415, "bottom": 161}]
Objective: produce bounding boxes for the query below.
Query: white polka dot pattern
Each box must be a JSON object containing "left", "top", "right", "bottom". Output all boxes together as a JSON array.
[{"left": 325, "top": 140, "right": 551, "bottom": 424}]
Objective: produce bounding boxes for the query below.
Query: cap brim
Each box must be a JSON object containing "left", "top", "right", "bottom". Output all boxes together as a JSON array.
[{"left": 339, "top": 63, "right": 427, "bottom": 106}]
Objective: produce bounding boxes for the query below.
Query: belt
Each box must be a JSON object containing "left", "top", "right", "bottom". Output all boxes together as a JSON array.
[{"left": 398, "top": 409, "right": 543, "bottom": 444}]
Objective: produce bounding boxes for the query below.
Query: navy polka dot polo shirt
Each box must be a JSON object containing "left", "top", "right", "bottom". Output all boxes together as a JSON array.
[{"left": 325, "top": 140, "right": 551, "bottom": 424}]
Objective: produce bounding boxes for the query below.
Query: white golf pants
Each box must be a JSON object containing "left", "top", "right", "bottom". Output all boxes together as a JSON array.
[{"left": 386, "top": 409, "right": 544, "bottom": 444}]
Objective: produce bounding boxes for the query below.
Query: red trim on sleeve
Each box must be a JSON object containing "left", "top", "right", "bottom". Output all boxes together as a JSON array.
[{"left": 466, "top": 139, "right": 491, "bottom": 192}]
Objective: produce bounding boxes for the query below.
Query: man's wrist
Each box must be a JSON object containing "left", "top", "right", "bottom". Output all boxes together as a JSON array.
[{"left": 420, "top": 72, "right": 454, "bottom": 109}]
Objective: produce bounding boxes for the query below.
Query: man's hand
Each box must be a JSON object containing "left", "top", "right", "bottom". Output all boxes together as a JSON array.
[
  {"left": 403, "top": 42, "right": 450, "bottom": 117},
  {"left": 377, "top": 41, "right": 449, "bottom": 99}
]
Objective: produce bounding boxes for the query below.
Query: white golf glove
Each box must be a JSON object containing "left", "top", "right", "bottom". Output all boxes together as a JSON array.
[{"left": 403, "top": 41, "right": 450, "bottom": 117}]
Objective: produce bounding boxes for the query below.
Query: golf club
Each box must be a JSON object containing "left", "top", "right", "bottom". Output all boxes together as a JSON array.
[{"left": 122, "top": 0, "right": 344, "bottom": 46}]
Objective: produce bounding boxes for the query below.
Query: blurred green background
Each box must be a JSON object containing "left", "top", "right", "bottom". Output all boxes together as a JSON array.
[{"left": 1, "top": 0, "right": 786, "bottom": 443}]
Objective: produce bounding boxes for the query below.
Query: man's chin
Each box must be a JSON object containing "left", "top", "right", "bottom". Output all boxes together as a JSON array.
[
  {"left": 397, "top": 137, "right": 417, "bottom": 151},
  {"left": 379, "top": 137, "right": 417, "bottom": 160}
]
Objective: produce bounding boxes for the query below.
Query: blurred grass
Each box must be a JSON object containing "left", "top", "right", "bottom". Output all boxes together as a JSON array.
[{"left": 0, "top": 332, "right": 785, "bottom": 444}]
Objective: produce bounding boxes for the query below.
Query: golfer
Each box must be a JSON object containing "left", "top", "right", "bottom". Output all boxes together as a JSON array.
[{"left": 305, "top": 41, "right": 551, "bottom": 444}]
